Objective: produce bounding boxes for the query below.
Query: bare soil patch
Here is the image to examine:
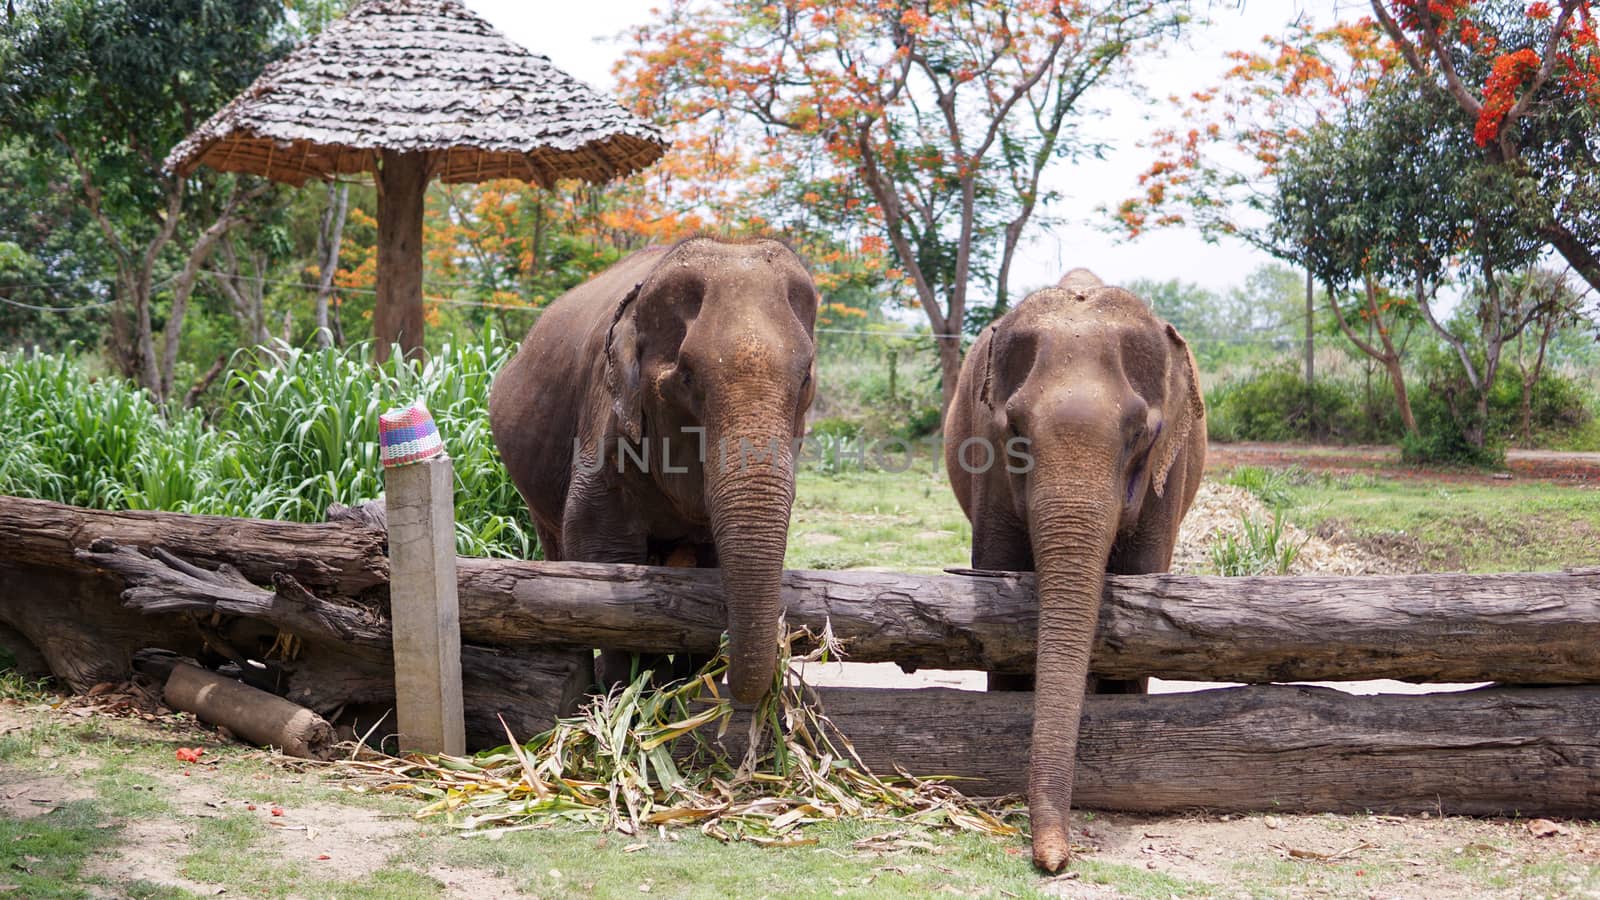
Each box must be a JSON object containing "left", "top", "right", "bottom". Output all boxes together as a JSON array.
[
  {"left": 1208, "top": 442, "right": 1600, "bottom": 485},
  {"left": 1047, "top": 810, "right": 1600, "bottom": 898}
]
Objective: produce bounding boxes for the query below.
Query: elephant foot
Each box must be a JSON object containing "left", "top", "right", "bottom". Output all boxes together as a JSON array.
[{"left": 1031, "top": 826, "right": 1073, "bottom": 873}]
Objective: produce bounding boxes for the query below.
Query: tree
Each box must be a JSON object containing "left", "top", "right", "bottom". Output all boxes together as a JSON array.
[
  {"left": 620, "top": 0, "right": 1193, "bottom": 416},
  {"left": 0, "top": 0, "right": 287, "bottom": 399},
  {"left": 1274, "top": 75, "right": 1553, "bottom": 449},
  {"left": 1369, "top": 0, "right": 1600, "bottom": 295},
  {"left": 0, "top": 140, "right": 110, "bottom": 350},
  {"left": 1500, "top": 267, "right": 1589, "bottom": 444}
]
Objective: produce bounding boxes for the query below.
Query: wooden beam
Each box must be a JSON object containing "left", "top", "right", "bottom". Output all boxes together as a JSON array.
[
  {"left": 0, "top": 496, "right": 388, "bottom": 595},
  {"left": 716, "top": 684, "right": 1600, "bottom": 817}
]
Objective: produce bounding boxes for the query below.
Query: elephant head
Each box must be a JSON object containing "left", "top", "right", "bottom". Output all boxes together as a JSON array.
[
  {"left": 948, "top": 277, "right": 1204, "bottom": 871},
  {"left": 603, "top": 238, "right": 818, "bottom": 702}
]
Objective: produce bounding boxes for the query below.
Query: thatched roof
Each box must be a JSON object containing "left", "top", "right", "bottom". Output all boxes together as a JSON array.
[{"left": 164, "top": 0, "right": 667, "bottom": 187}]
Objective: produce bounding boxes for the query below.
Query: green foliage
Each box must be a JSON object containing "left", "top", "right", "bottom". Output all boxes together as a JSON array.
[
  {"left": 897, "top": 405, "right": 943, "bottom": 441},
  {"left": 0, "top": 338, "right": 536, "bottom": 558},
  {"left": 1129, "top": 263, "right": 1306, "bottom": 370},
  {"left": 1223, "top": 465, "right": 1300, "bottom": 509},
  {"left": 1401, "top": 338, "right": 1597, "bottom": 467},
  {"left": 0, "top": 349, "right": 225, "bottom": 509},
  {"left": 1205, "top": 365, "right": 1397, "bottom": 444},
  {"left": 1210, "top": 509, "right": 1304, "bottom": 576}
]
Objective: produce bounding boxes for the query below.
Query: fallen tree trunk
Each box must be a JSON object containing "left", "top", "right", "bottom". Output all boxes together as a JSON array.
[
  {"left": 72, "top": 540, "right": 589, "bottom": 749},
  {"left": 0, "top": 562, "right": 203, "bottom": 690},
  {"left": 716, "top": 684, "right": 1600, "bottom": 817},
  {"left": 4, "top": 494, "right": 1597, "bottom": 684},
  {"left": 0, "top": 496, "right": 387, "bottom": 595}
]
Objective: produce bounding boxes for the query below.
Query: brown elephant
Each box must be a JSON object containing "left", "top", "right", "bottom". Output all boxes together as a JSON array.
[
  {"left": 943, "top": 270, "right": 1205, "bottom": 872},
  {"left": 489, "top": 237, "right": 819, "bottom": 702}
]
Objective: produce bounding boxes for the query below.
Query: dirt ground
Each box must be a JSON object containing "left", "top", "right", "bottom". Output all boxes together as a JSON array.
[{"left": 1207, "top": 442, "right": 1600, "bottom": 485}]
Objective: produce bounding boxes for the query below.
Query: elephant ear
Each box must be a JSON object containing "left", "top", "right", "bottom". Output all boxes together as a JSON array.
[
  {"left": 976, "top": 324, "right": 1002, "bottom": 408},
  {"left": 603, "top": 282, "right": 646, "bottom": 443},
  {"left": 1151, "top": 323, "right": 1205, "bottom": 498}
]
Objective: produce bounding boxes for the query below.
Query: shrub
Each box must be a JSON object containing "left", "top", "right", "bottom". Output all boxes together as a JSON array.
[
  {"left": 897, "top": 405, "right": 942, "bottom": 441},
  {"left": 1204, "top": 366, "right": 1393, "bottom": 444}
]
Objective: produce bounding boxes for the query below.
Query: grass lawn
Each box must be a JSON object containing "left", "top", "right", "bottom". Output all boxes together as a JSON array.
[
  {"left": 4, "top": 693, "right": 1595, "bottom": 898},
  {"left": 1265, "top": 469, "right": 1600, "bottom": 572},
  {"left": 790, "top": 459, "right": 1600, "bottom": 575},
  {"left": 788, "top": 462, "right": 971, "bottom": 574}
]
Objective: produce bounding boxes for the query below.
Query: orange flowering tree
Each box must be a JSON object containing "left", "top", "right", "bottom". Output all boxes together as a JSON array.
[
  {"left": 1368, "top": 0, "right": 1600, "bottom": 294},
  {"left": 1120, "top": 2, "right": 1600, "bottom": 449},
  {"left": 1126, "top": 2, "right": 1600, "bottom": 289},
  {"left": 619, "top": 0, "right": 1193, "bottom": 416}
]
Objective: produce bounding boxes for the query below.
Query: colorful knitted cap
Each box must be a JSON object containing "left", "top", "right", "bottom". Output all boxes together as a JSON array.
[{"left": 379, "top": 402, "right": 445, "bottom": 467}]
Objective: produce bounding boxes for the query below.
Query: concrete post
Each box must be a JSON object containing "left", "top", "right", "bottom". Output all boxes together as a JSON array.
[{"left": 384, "top": 455, "right": 466, "bottom": 755}]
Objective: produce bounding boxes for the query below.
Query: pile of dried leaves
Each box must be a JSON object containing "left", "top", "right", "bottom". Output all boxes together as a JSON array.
[{"left": 336, "top": 629, "right": 1023, "bottom": 846}]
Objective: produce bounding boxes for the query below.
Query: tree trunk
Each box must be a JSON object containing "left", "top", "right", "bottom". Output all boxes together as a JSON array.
[
  {"left": 1328, "top": 277, "right": 1418, "bottom": 436},
  {"left": 314, "top": 182, "right": 350, "bottom": 349},
  {"left": 1383, "top": 354, "right": 1417, "bottom": 436},
  {"left": 1303, "top": 264, "right": 1314, "bottom": 385},
  {"left": 374, "top": 152, "right": 430, "bottom": 363},
  {"left": 936, "top": 333, "right": 962, "bottom": 419},
  {"left": 714, "top": 684, "right": 1600, "bottom": 816}
]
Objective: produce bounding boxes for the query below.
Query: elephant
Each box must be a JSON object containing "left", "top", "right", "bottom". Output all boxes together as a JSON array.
[
  {"left": 943, "top": 271, "right": 1205, "bottom": 872},
  {"left": 489, "top": 237, "right": 819, "bottom": 703}
]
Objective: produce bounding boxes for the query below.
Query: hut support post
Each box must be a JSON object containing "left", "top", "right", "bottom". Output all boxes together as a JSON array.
[
  {"left": 375, "top": 150, "right": 429, "bottom": 363},
  {"left": 385, "top": 455, "right": 466, "bottom": 755}
]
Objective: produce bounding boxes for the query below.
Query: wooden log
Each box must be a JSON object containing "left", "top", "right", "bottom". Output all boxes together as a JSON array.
[
  {"left": 713, "top": 684, "right": 1600, "bottom": 817},
  {"left": 0, "top": 496, "right": 388, "bottom": 595},
  {"left": 0, "top": 562, "right": 203, "bottom": 691},
  {"left": 164, "top": 662, "right": 336, "bottom": 760},
  {"left": 8, "top": 495, "right": 1600, "bottom": 683},
  {"left": 75, "top": 540, "right": 587, "bottom": 749},
  {"left": 456, "top": 561, "right": 1600, "bottom": 684}
]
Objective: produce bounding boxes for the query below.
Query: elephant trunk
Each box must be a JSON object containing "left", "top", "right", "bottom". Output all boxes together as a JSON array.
[
  {"left": 1025, "top": 479, "right": 1119, "bottom": 873},
  {"left": 705, "top": 415, "right": 797, "bottom": 704}
]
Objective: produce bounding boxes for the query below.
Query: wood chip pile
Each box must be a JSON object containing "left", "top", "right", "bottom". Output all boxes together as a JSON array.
[{"left": 1172, "top": 482, "right": 1397, "bottom": 576}]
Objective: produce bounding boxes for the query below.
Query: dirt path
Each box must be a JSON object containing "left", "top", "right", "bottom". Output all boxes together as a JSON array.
[{"left": 1208, "top": 441, "right": 1600, "bottom": 484}]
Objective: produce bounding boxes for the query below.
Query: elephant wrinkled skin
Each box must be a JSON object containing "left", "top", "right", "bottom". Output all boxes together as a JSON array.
[
  {"left": 943, "top": 270, "right": 1206, "bottom": 872},
  {"left": 489, "top": 237, "right": 819, "bottom": 703}
]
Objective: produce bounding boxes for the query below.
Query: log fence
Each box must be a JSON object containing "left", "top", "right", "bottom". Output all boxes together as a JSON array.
[{"left": 1, "top": 493, "right": 1597, "bottom": 815}]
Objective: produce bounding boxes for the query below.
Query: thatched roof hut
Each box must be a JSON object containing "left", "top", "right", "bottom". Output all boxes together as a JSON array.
[{"left": 165, "top": 0, "right": 667, "bottom": 357}]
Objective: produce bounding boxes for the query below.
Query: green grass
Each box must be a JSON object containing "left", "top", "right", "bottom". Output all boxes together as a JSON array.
[
  {"left": 1282, "top": 472, "right": 1600, "bottom": 572},
  {"left": 1210, "top": 509, "right": 1306, "bottom": 576},
  {"left": 433, "top": 819, "right": 1043, "bottom": 898},
  {"left": 788, "top": 461, "right": 970, "bottom": 574},
  {"left": 0, "top": 801, "right": 118, "bottom": 898}
]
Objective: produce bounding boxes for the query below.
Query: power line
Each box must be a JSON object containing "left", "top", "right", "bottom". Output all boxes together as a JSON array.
[{"left": 0, "top": 295, "right": 113, "bottom": 312}]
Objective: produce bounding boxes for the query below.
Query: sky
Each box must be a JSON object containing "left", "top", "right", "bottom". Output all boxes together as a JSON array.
[{"left": 462, "top": 0, "right": 1352, "bottom": 297}]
